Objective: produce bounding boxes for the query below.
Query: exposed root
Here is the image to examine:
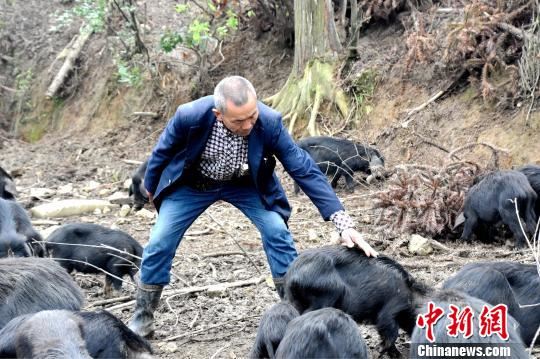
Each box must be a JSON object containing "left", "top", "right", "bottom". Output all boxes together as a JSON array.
[
  {"left": 265, "top": 60, "right": 350, "bottom": 137},
  {"left": 307, "top": 89, "right": 322, "bottom": 136},
  {"left": 288, "top": 113, "right": 298, "bottom": 134}
]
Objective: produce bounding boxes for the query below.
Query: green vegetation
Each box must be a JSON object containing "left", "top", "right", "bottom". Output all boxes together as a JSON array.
[
  {"left": 52, "top": 0, "right": 147, "bottom": 88},
  {"left": 160, "top": 30, "right": 183, "bottom": 53},
  {"left": 349, "top": 69, "right": 378, "bottom": 119},
  {"left": 51, "top": 0, "right": 107, "bottom": 33},
  {"left": 15, "top": 69, "right": 33, "bottom": 92},
  {"left": 115, "top": 59, "right": 142, "bottom": 87},
  {"left": 159, "top": 2, "right": 240, "bottom": 54}
]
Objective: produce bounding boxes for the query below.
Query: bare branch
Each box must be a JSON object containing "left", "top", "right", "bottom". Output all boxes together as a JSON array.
[
  {"left": 51, "top": 257, "right": 136, "bottom": 288},
  {"left": 205, "top": 213, "right": 262, "bottom": 275}
]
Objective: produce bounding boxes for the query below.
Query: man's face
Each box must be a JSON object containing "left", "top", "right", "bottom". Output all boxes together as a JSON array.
[{"left": 213, "top": 94, "right": 258, "bottom": 137}]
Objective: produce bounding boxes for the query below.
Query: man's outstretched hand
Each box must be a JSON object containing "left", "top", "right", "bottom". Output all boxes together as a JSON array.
[{"left": 340, "top": 228, "right": 378, "bottom": 257}]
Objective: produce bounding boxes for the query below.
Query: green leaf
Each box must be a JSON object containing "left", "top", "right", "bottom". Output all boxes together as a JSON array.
[
  {"left": 216, "top": 26, "right": 228, "bottom": 39},
  {"left": 159, "top": 30, "right": 183, "bottom": 53},
  {"left": 188, "top": 20, "right": 210, "bottom": 46},
  {"left": 226, "top": 15, "right": 238, "bottom": 30},
  {"left": 175, "top": 4, "right": 189, "bottom": 13}
]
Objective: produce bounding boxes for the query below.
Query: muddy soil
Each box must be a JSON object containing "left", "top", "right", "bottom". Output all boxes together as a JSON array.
[{"left": 2, "top": 130, "right": 538, "bottom": 359}]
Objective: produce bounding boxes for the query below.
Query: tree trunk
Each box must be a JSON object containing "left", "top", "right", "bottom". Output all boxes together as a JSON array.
[
  {"left": 292, "top": 0, "right": 341, "bottom": 75},
  {"left": 45, "top": 28, "right": 93, "bottom": 99},
  {"left": 266, "top": 0, "right": 350, "bottom": 137}
]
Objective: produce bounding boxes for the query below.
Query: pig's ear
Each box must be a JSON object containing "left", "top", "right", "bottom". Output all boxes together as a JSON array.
[
  {"left": 14, "top": 334, "right": 35, "bottom": 358},
  {"left": 4, "top": 178, "right": 17, "bottom": 199},
  {"left": 453, "top": 212, "right": 466, "bottom": 230}
]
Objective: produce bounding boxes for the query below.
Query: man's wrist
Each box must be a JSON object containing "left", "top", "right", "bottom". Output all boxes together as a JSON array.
[{"left": 330, "top": 210, "right": 356, "bottom": 234}]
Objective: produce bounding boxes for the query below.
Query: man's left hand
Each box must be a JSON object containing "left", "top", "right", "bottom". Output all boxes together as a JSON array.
[{"left": 340, "top": 228, "right": 378, "bottom": 257}]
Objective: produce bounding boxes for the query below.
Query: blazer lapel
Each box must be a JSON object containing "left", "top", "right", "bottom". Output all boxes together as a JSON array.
[{"left": 185, "top": 116, "right": 216, "bottom": 164}]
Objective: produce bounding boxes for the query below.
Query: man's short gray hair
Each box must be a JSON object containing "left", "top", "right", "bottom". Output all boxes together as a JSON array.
[{"left": 214, "top": 76, "right": 257, "bottom": 113}]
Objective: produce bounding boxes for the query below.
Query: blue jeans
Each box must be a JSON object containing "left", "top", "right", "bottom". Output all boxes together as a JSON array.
[{"left": 140, "top": 183, "right": 298, "bottom": 286}]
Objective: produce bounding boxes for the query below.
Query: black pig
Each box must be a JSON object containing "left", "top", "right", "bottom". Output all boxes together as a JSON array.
[
  {"left": 0, "top": 166, "right": 16, "bottom": 200},
  {"left": 0, "top": 310, "right": 153, "bottom": 358},
  {"left": 294, "top": 136, "right": 384, "bottom": 193},
  {"left": 283, "top": 245, "right": 429, "bottom": 357},
  {"left": 129, "top": 160, "right": 149, "bottom": 211},
  {"left": 0, "top": 310, "right": 91, "bottom": 359},
  {"left": 0, "top": 198, "right": 45, "bottom": 258},
  {"left": 443, "top": 261, "right": 540, "bottom": 346},
  {"left": 0, "top": 257, "right": 84, "bottom": 329},
  {"left": 275, "top": 308, "right": 368, "bottom": 359},
  {"left": 79, "top": 310, "right": 153, "bottom": 358},
  {"left": 412, "top": 290, "right": 528, "bottom": 359},
  {"left": 518, "top": 164, "right": 540, "bottom": 218},
  {"left": 461, "top": 170, "right": 537, "bottom": 248},
  {"left": 249, "top": 302, "right": 299, "bottom": 358},
  {"left": 46, "top": 223, "right": 143, "bottom": 297}
]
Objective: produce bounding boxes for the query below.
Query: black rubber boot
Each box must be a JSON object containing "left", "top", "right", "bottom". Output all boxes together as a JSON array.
[
  {"left": 128, "top": 283, "right": 163, "bottom": 337},
  {"left": 273, "top": 277, "right": 285, "bottom": 300}
]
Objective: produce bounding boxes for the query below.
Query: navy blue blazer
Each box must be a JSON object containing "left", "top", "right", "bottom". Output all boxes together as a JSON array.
[{"left": 144, "top": 95, "right": 344, "bottom": 222}]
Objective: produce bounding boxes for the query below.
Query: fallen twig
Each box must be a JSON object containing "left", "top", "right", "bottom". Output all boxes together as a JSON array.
[
  {"left": 188, "top": 310, "right": 199, "bottom": 329},
  {"left": 132, "top": 112, "right": 158, "bottom": 118},
  {"left": 164, "top": 314, "right": 260, "bottom": 342},
  {"left": 165, "top": 295, "right": 181, "bottom": 327},
  {"left": 525, "top": 72, "right": 540, "bottom": 125},
  {"left": 106, "top": 301, "right": 136, "bottom": 311},
  {"left": 122, "top": 159, "right": 145, "bottom": 165},
  {"left": 430, "top": 239, "right": 452, "bottom": 252},
  {"left": 44, "top": 241, "right": 142, "bottom": 261},
  {"left": 51, "top": 258, "right": 136, "bottom": 288},
  {"left": 206, "top": 213, "right": 262, "bottom": 275},
  {"left": 46, "top": 27, "right": 93, "bottom": 98},
  {"left": 401, "top": 90, "right": 445, "bottom": 128},
  {"left": 32, "top": 219, "right": 61, "bottom": 226},
  {"left": 184, "top": 228, "right": 213, "bottom": 237},
  {"left": 202, "top": 250, "right": 248, "bottom": 258},
  {"left": 190, "top": 325, "right": 246, "bottom": 342},
  {"left": 210, "top": 343, "right": 231, "bottom": 359},
  {"left": 448, "top": 142, "right": 508, "bottom": 169},
  {"left": 88, "top": 295, "right": 132, "bottom": 307},
  {"left": 107, "top": 276, "right": 265, "bottom": 311},
  {"left": 0, "top": 84, "right": 18, "bottom": 93},
  {"left": 412, "top": 132, "right": 461, "bottom": 160},
  {"left": 164, "top": 276, "right": 265, "bottom": 297}
]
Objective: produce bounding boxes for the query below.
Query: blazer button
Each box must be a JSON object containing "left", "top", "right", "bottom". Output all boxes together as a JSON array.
[{"left": 168, "top": 179, "right": 172, "bottom": 184}]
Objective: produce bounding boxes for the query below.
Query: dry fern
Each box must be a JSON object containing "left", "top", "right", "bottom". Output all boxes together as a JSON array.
[
  {"left": 403, "top": 0, "right": 535, "bottom": 106},
  {"left": 360, "top": 0, "right": 406, "bottom": 23},
  {"left": 372, "top": 161, "right": 483, "bottom": 237}
]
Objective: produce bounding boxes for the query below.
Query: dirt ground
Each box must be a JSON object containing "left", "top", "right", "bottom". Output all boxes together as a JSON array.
[
  {"left": 2, "top": 128, "right": 539, "bottom": 359},
  {"left": 2, "top": 0, "right": 540, "bottom": 358}
]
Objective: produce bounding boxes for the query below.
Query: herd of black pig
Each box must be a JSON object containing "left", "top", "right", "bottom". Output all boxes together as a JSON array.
[
  {"left": 1, "top": 135, "right": 540, "bottom": 358},
  {"left": 0, "top": 167, "right": 151, "bottom": 357}
]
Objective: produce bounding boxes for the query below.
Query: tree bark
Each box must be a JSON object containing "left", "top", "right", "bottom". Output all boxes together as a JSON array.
[
  {"left": 266, "top": 0, "right": 351, "bottom": 136},
  {"left": 350, "top": 0, "right": 359, "bottom": 56},
  {"left": 292, "top": 0, "right": 342, "bottom": 75}
]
